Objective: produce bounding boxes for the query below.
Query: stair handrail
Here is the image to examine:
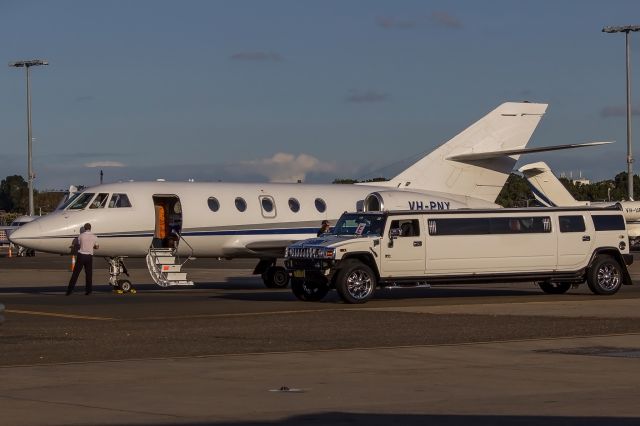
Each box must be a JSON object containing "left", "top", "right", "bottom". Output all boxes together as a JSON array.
[{"left": 172, "top": 230, "right": 194, "bottom": 266}]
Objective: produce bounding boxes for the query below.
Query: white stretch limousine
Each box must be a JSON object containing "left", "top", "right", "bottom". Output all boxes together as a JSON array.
[{"left": 284, "top": 207, "right": 634, "bottom": 303}]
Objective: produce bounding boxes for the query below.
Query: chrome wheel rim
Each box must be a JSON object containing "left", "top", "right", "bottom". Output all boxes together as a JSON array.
[
  {"left": 597, "top": 263, "right": 620, "bottom": 291},
  {"left": 346, "top": 269, "right": 374, "bottom": 300}
]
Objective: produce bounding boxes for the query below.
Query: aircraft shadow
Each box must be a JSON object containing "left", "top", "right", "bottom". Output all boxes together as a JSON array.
[{"left": 92, "top": 412, "right": 640, "bottom": 426}]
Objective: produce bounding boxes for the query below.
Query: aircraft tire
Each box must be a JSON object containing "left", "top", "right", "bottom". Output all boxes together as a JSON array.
[
  {"left": 538, "top": 281, "right": 571, "bottom": 294},
  {"left": 334, "top": 260, "right": 376, "bottom": 304},
  {"left": 587, "top": 255, "right": 623, "bottom": 295},
  {"left": 291, "top": 277, "right": 329, "bottom": 301},
  {"left": 263, "top": 266, "right": 289, "bottom": 289},
  {"left": 118, "top": 279, "right": 133, "bottom": 293}
]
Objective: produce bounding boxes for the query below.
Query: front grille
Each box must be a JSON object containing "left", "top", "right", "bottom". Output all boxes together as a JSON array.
[{"left": 287, "top": 247, "right": 326, "bottom": 259}]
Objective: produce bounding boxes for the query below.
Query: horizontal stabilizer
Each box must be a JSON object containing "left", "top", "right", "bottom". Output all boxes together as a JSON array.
[{"left": 446, "top": 141, "right": 613, "bottom": 161}]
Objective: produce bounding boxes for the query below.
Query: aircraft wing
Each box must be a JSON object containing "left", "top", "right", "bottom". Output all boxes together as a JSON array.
[{"left": 446, "top": 141, "right": 613, "bottom": 161}]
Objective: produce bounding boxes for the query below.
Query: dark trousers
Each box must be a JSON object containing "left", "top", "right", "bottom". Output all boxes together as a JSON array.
[{"left": 67, "top": 253, "right": 93, "bottom": 294}]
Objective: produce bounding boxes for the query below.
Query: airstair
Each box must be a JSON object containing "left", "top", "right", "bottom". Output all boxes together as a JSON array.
[{"left": 146, "top": 234, "right": 194, "bottom": 287}]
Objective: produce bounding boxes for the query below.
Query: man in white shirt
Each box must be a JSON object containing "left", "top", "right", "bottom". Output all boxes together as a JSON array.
[{"left": 66, "top": 223, "right": 99, "bottom": 295}]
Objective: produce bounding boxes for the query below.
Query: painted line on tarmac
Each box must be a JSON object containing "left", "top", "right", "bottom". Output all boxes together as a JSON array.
[
  {"left": 5, "top": 309, "right": 115, "bottom": 321},
  {"left": 134, "top": 307, "right": 346, "bottom": 321},
  {"left": 2, "top": 331, "right": 640, "bottom": 369}
]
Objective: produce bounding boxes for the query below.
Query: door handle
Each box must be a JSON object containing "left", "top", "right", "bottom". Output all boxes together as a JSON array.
[
  {"left": 413, "top": 241, "right": 423, "bottom": 247},
  {"left": 582, "top": 235, "right": 591, "bottom": 242}
]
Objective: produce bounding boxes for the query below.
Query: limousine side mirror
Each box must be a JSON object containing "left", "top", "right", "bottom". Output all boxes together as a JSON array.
[{"left": 388, "top": 228, "right": 400, "bottom": 247}]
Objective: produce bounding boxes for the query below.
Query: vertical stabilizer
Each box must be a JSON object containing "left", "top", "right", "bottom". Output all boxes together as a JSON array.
[
  {"left": 384, "top": 102, "right": 547, "bottom": 203},
  {"left": 519, "top": 161, "right": 586, "bottom": 207}
]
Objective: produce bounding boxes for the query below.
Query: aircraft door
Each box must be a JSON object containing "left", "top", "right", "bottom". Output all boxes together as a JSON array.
[
  {"left": 259, "top": 195, "right": 277, "bottom": 218},
  {"left": 381, "top": 217, "right": 426, "bottom": 277},
  {"left": 152, "top": 195, "right": 183, "bottom": 248}
]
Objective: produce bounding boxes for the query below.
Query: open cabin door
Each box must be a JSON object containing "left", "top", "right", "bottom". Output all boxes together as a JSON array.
[
  {"left": 152, "top": 195, "right": 183, "bottom": 248},
  {"left": 146, "top": 194, "right": 194, "bottom": 287}
]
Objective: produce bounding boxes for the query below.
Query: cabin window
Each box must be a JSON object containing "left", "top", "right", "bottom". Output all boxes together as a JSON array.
[
  {"left": 592, "top": 215, "right": 625, "bottom": 231},
  {"left": 288, "top": 198, "right": 300, "bottom": 213},
  {"left": 261, "top": 197, "right": 274, "bottom": 213},
  {"left": 68, "top": 193, "right": 95, "bottom": 210},
  {"left": 208, "top": 197, "right": 220, "bottom": 212},
  {"left": 89, "top": 193, "right": 109, "bottom": 209},
  {"left": 109, "top": 193, "right": 132, "bottom": 208},
  {"left": 235, "top": 197, "right": 247, "bottom": 212},
  {"left": 315, "top": 198, "right": 326, "bottom": 213},
  {"left": 559, "top": 215, "right": 586, "bottom": 233},
  {"left": 428, "top": 216, "right": 551, "bottom": 236}
]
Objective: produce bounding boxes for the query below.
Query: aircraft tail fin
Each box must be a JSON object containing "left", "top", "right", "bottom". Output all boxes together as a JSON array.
[
  {"left": 383, "top": 102, "right": 548, "bottom": 203},
  {"left": 518, "top": 161, "right": 587, "bottom": 207}
]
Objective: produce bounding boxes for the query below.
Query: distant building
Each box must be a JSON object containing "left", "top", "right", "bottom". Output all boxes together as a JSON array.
[{"left": 560, "top": 171, "right": 590, "bottom": 185}]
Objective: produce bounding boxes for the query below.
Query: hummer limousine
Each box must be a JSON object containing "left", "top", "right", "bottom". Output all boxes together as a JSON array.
[{"left": 284, "top": 207, "right": 634, "bottom": 303}]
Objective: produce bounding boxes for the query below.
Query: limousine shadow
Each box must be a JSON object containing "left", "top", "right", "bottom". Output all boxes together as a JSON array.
[
  {"left": 92, "top": 412, "right": 640, "bottom": 426},
  {"left": 214, "top": 284, "right": 548, "bottom": 303}
]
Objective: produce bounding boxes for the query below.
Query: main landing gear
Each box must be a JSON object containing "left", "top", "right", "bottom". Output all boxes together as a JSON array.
[
  {"left": 107, "top": 257, "right": 136, "bottom": 294},
  {"left": 254, "top": 259, "right": 290, "bottom": 289}
]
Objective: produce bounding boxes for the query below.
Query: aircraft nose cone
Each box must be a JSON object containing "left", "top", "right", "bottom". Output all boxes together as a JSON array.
[{"left": 8, "top": 221, "right": 42, "bottom": 246}]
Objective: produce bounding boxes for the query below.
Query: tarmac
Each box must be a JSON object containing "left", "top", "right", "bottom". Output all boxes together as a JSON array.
[{"left": 1, "top": 251, "right": 640, "bottom": 425}]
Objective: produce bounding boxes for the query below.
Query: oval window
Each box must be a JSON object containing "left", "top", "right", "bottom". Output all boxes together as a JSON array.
[
  {"left": 208, "top": 197, "right": 220, "bottom": 212},
  {"left": 315, "top": 198, "right": 326, "bottom": 213},
  {"left": 261, "top": 197, "right": 274, "bottom": 213},
  {"left": 235, "top": 197, "right": 247, "bottom": 212},
  {"left": 288, "top": 198, "right": 300, "bottom": 213}
]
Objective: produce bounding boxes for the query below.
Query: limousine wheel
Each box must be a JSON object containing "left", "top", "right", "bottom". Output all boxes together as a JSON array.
[
  {"left": 291, "top": 278, "right": 329, "bottom": 301},
  {"left": 335, "top": 260, "right": 376, "bottom": 304},
  {"left": 587, "top": 255, "right": 623, "bottom": 295},
  {"left": 538, "top": 282, "right": 571, "bottom": 294},
  {"left": 263, "top": 266, "right": 290, "bottom": 289}
]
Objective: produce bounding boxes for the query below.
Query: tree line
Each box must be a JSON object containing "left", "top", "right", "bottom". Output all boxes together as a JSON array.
[{"left": 0, "top": 175, "right": 66, "bottom": 216}]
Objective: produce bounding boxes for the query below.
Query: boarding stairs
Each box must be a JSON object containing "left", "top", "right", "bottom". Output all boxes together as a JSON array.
[{"left": 146, "top": 234, "right": 194, "bottom": 287}]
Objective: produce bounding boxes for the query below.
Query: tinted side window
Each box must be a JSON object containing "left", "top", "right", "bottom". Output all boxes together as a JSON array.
[
  {"left": 592, "top": 215, "right": 625, "bottom": 231},
  {"left": 559, "top": 215, "right": 586, "bottom": 233},
  {"left": 428, "top": 216, "right": 551, "bottom": 236},
  {"left": 391, "top": 219, "right": 420, "bottom": 237},
  {"left": 429, "top": 218, "right": 490, "bottom": 236}
]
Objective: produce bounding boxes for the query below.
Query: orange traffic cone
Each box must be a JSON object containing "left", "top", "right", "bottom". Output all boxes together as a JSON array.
[{"left": 70, "top": 255, "right": 76, "bottom": 271}]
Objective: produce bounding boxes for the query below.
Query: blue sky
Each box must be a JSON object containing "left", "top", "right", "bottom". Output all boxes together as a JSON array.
[{"left": 2, "top": 0, "right": 640, "bottom": 189}]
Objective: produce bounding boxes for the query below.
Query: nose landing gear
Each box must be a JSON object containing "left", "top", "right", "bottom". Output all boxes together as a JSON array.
[{"left": 107, "top": 257, "right": 137, "bottom": 294}]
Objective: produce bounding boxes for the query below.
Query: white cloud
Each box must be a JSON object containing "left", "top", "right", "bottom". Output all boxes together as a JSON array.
[
  {"left": 238, "top": 152, "right": 337, "bottom": 183},
  {"left": 84, "top": 161, "right": 126, "bottom": 168}
]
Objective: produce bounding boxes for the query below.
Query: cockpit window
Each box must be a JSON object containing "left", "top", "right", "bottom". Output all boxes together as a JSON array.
[
  {"left": 90, "top": 193, "right": 109, "bottom": 209},
  {"left": 58, "top": 192, "right": 81, "bottom": 210},
  {"left": 68, "top": 193, "right": 96, "bottom": 210},
  {"left": 109, "top": 193, "right": 132, "bottom": 208}
]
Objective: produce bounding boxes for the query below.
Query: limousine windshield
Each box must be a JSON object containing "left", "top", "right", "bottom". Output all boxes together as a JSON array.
[{"left": 333, "top": 213, "right": 386, "bottom": 237}]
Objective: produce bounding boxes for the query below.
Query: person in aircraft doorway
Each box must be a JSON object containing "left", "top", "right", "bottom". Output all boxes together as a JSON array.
[
  {"left": 317, "top": 220, "right": 331, "bottom": 237},
  {"left": 66, "top": 223, "right": 99, "bottom": 295}
]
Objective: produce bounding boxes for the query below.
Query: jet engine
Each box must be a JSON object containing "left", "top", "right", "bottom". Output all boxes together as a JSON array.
[{"left": 363, "top": 191, "right": 467, "bottom": 212}]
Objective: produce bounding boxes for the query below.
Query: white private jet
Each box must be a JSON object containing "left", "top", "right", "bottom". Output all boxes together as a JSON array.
[{"left": 10, "top": 101, "right": 607, "bottom": 291}]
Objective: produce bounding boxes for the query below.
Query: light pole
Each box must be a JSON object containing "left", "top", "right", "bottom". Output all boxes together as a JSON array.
[
  {"left": 603, "top": 26, "right": 640, "bottom": 200},
  {"left": 8, "top": 59, "right": 48, "bottom": 216}
]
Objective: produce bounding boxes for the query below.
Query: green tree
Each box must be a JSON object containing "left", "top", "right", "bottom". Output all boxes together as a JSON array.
[{"left": 0, "top": 175, "right": 28, "bottom": 213}]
